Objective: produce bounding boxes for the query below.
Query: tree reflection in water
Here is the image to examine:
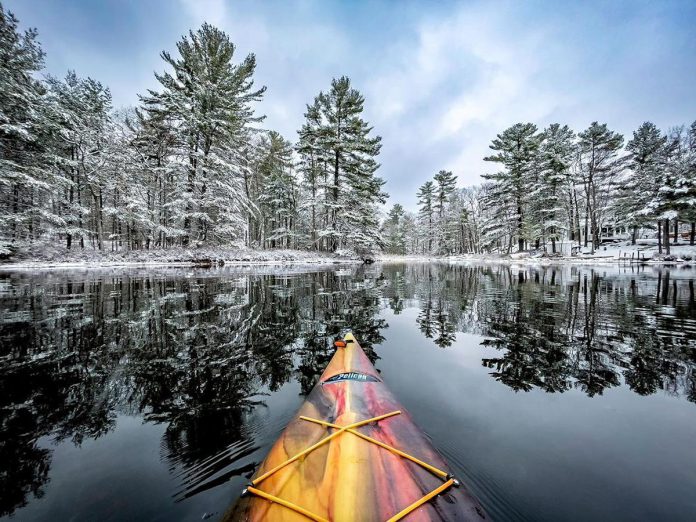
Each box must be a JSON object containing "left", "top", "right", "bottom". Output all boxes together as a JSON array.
[
  {"left": 1, "top": 263, "right": 695, "bottom": 517},
  {"left": 388, "top": 263, "right": 696, "bottom": 399}
]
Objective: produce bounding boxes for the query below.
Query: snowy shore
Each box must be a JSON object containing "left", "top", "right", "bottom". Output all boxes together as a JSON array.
[
  {"left": 3, "top": 241, "right": 696, "bottom": 271},
  {"left": 0, "top": 247, "right": 362, "bottom": 270},
  {"left": 378, "top": 241, "right": 696, "bottom": 266}
]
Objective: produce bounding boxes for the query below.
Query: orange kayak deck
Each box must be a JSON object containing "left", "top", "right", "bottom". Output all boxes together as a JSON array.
[{"left": 226, "top": 333, "right": 488, "bottom": 521}]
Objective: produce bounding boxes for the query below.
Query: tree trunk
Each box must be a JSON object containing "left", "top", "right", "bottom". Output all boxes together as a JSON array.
[
  {"left": 98, "top": 188, "right": 104, "bottom": 250},
  {"left": 657, "top": 220, "right": 662, "bottom": 254},
  {"left": 632, "top": 225, "right": 637, "bottom": 245},
  {"left": 77, "top": 175, "right": 84, "bottom": 249},
  {"left": 332, "top": 149, "right": 340, "bottom": 252},
  {"left": 674, "top": 218, "right": 678, "bottom": 243},
  {"left": 691, "top": 222, "right": 695, "bottom": 245},
  {"left": 517, "top": 201, "right": 524, "bottom": 252},
  {"left": 584, "top": 212, "right": 589, "bottom": 248},
  {"left": 664, "top": 218, "right": 670, "bottom": 255}
]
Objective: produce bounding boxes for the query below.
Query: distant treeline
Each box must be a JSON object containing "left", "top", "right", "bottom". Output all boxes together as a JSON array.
[
  {"left": 0, "top": 4, "right": 385, "bottom": 257},
  {"left": 384, "top": 121, "right": 696, "bottom": 256}
]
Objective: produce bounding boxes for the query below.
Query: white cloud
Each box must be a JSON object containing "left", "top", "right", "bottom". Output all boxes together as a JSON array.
[
  {"left": 178, "top": 0, "right": 228, "bottom": 27},
  {"left": 364, "top": 2, "right": 571, "bottom": 196}
]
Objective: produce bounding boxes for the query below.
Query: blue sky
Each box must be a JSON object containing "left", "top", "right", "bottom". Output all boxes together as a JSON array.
[{"left": 6, "top": 0, "right": 696, "bottom": 210}]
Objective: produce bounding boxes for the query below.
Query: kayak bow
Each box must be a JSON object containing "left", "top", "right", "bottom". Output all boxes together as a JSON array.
[{"left": 226, "top": 333, "right": 487, "bottom": 521}]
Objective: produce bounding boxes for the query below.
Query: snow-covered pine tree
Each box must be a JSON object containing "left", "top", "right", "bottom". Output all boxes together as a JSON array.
[
  {"left": 257, "top": 131, "right": 297, "bottom": 249},
  {"left": 433, "top": 169, "right": 457, "bottom": 254},
  {"left": 311, "top": 76, "right": 384, "bottom": 252},
  {"left": 417, "top": 180, "right": 435, "bottom": 253},
  {"left": 682, "top": 122, "right": 696, "bottom": 244},
  {"left": 577, "top": 122, "right": 625, "bottom": 251},
  {"left": 45, "top": 71, "right": 113, "bottom": 250},
  {"left": 534, "top": 123, "right": 576, "bottom": 253},
  {"left": 660, "top": 124, "right": 695, "bottom": 251},
  {"left": 620, "top": 122, "right": 668, "bottom": 246},
  {"left": 126, "top": 106, "right": 181, "bottom": 249},
  {"left": 483, "top": 123, "right": 541, "bottom": 252},
  {"left": 296, "top": 99, "right": 328, "bottom": 250},
  {"left": 0, "top": 5, "right": 51, "bottom": 252},
  {"left": 401, "top": 211, "right": 419, "bottom": 254},
  {"left": 140, "top": 23, "right": 265, "bottom": 246},
  {"left": 382, "top": 203, "right": 406, "bottom": 254}
]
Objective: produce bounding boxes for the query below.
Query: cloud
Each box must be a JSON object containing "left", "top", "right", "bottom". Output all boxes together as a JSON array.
[
  {"left": 13, "top": 0, "right": 692, "bottom": 212},
  {"left": 364, "top": 2, "right": 566, "bottom": 198},
  {"left": 178, "top": 0, "right": 228, "bottom": 27}
]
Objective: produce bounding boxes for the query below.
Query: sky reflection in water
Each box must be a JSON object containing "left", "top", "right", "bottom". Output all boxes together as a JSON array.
[{"left": 1, "top": 263, "right": 695, "bottom": 521}]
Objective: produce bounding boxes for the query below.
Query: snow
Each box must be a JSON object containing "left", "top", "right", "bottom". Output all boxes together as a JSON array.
[
  {"left": 0, "top": 247, "right": 362, "bottom": 270},
  {"left": 377, "top": 241, "right": 696, "bottom": 266}
]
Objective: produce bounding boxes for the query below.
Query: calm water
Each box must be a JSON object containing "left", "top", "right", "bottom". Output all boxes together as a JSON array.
[{"left": 1, "top": 263, "right": 696, "bottom": 521}]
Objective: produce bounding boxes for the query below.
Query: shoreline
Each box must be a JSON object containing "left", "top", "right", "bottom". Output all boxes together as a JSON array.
[
  {"left": 2, "top": 247, "right": 695, "bottom": 271},
  {"left": 376, "top": 254, "right": 695, "bottom": 267},
  {"left": 0, "top": 248, "right": 362, "bottom": 271}
]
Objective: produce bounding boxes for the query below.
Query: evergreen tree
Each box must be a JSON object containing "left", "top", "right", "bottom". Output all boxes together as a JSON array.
[
  {"left": 257, "top": 131, "right": 297, "bottom": 248},
  {"left": 0, "top": 5, "right": 49, "bottom": 249},
  {"left": 433, "top": 169, "right": 457, "bottom": 254},
  {"left": 296, "top": 99, "right": 328, "bottom": 250},
  {"left": 680, "top": 122, "right": 696, "bottom": 245},
  {"left": 305, "top": 76, "right": 385, "bottom": 252},
  {"left": 417, "top": 181, "right": 435, "bottom": 253},
  {"left": 621, "top": 122, "right": 668, "bottom": 245},
  {"left": 534, "top": 124, "right": 576, "bottom": 252},
  {"left": 433, "top": 170, "right": 457, "bottom": 218},
  {"left": 46, "top": 71, "right": 113, "bottom": 250},
  {"left": 577, "top": 122, "right": 625, "bottom": 251},
  {"left": 141, "top": 23, "right": 265, "bottom": 245},
  {"left": 382, "top": 203, "right": 406, "bottom": 254},
  {"left": 126, "top": 106, "right": 180, "bottom": 248},
  {"left": 401, "top": 211, "right": 419, "bottom": 254},
  {"left": 483, "top": 123, "right": 541, "bottom": 252}
]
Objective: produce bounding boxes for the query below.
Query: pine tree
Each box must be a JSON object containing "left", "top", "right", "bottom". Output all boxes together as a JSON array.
[
  {"left": 382, "top": 203, "right": 406, "bottom": 254},
  {"left": 402, "top": 211, "right": 418, "bottom": 254},
  {"left": 305, "top": 76, "right": 384, "bottom": 252},
  {"left": 126, "top": 106, "right": 181, "bottom": 248},
  {"left": 534, "top": 124, "right": 576, "bottom": 253},
  {"left": 483, "top": 123, "right": 541, "bottom": 252},
  {"left": 433, "top": 169, "right": 457, "bottom": 254},
  {"left": 621, "top": 122, "right": 668, "bottom": 245},
  {"left": 660, "top": 125, "right": 692, "bottom": 251},
  {"left": 296, "top": 99, "right": 327, "bottom": 250},
  {"left": 257, "top": 131, "right": 297, "bottom": 248},
  {"left": 141, "top": 23, "right": 265, "bottom": 246},
  {"left": 681, "top": 122, "right": 696, "bottom": 245},
  {"left": 0, "top": 4, "right": 49, "bottom": 250},
  {"left": 417, "top": 181, "right": 435, "bottom": 253},
  {"left": 577, "top": 122, "right": 625, "bottom": 251},
  {"left": 433, "top": 170, "right": 457, "bottom": 218},
  {"left": 45, "top": 71, "right": 113, "bottom": 250}
]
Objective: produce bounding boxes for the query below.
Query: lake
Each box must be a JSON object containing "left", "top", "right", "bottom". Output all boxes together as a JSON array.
[{"left": 1, "top": 262, "right": 695, "bottom": 521}]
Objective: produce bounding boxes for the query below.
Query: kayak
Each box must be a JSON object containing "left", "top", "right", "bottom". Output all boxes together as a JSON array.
[{"left": 226, "top": 333, "right": 488, "bottom": 521}]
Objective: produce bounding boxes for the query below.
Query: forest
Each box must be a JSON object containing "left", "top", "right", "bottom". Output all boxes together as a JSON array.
[
  {"left": 0, "top": 5, "right": 385, "bottom": 257},
  {"left": 383, "top": 121, "right": 696, "bottom": 256},
  {"left": 1, "top": 3, "right": 695, "bottom": 261}
]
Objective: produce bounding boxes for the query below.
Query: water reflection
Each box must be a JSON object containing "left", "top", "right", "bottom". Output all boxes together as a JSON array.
[
  {"left": 0, "top": 263, "right": 695, "bottom": 519},
  {"left": 0, "top": 267, "right": 385, "bottom": 517},
  {"left": 385, "top": 264, "right": 696, "bottom": 400}
]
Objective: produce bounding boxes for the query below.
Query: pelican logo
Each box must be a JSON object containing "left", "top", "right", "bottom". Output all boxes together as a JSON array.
[{"left": 322, "top": 372, "right": 380, "bottom": 384}]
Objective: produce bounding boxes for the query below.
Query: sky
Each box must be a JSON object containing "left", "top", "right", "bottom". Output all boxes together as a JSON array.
[{"left": 6, "top": 0, "right": 696, "bottom": 210}]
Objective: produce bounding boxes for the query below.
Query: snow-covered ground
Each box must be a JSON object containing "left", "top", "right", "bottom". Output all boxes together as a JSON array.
[
  {"left": 0, "top": 247, "right": 362, "bottom": 270},
  {"left": 377, "top": 240, "right": 696, "bottom": 266}
]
